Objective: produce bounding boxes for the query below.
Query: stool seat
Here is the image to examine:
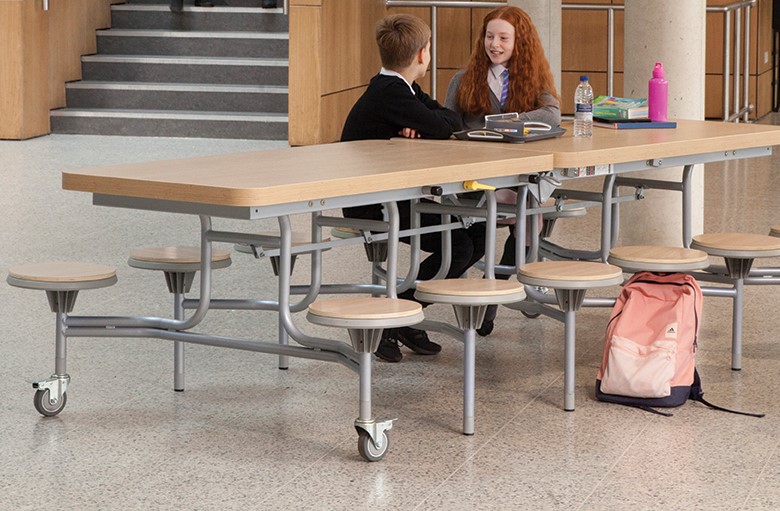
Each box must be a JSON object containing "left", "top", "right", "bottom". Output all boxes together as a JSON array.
[
  {"left": 518, "top": 261, "right": 624, "bottom": 289},
  {"left": 690, "top": 233, "right": 780, "bottom": 258},
  {"left": 770, "top": 225, "right": 780, "bottom": 238},
  {"left": 608, "top": 245, "right": 710, "bottom": 272},
  {"left": 330, "top": 227, "right": 361, "bottom": 239},
  {"left": 234, "top": 232, "right": 331, "bottom": 254},
  {"left": 7, "top": 262, "right": 117, "bottom": 291},
  {"left": 308, "top": 297, "right": 424, "bottom": 329},
  {"left": 128, "top": 246, "right": 232, "bottom": 272},
  {"left": 415, "top": 279, "right": 526, "bottom": 306},
  {"left": 542, "top": 205, "right": 586, "bottom": 220}
]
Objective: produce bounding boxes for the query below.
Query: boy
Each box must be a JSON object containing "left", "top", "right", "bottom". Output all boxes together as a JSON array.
[{"left": 341, "top": 14, "right": 486, "bottom": 363}]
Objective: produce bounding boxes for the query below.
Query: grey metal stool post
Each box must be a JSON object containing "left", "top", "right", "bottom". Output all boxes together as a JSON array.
[
  {"left": 7, "top": 262, "right": 117, "bottom": 416},
  {"left": 690, "top": 233, "right": 780, "bottom": 370},
  {"left": 414, "top": 279, "right": 526, "bottom": 435},
  {"left": 128, "top": 246, "right": 232, "bottom": 391},
  {"left": 307, "top": 296, "right": 423, "bottom": 461},
  {"left": 518, "top": 261, "right": 624, "bottom": 411}
]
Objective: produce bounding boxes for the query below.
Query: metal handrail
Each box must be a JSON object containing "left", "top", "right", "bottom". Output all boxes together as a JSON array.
[{"left": 386, "top": 0, "right": 756, "bottom": 122}]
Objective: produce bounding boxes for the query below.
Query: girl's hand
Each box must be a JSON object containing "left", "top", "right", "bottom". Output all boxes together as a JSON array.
[{"left": 399, "top": 127, "right": 420, "bottom": 138}]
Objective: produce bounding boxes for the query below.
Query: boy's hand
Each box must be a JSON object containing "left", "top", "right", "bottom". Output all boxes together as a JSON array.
[{"left": 399, "top": 127, "right": 421, "bottom": 139}]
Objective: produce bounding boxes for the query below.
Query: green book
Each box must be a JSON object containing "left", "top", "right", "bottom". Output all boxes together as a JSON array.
[{"left": 593, "top": 95, "right": 649, "bottom": 120}]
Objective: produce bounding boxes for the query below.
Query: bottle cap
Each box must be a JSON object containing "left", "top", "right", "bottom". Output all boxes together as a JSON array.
[
  {"left": 580, "top": 75, "right": 589, "bottom": 81},
  {"left": 653, "top": 62, "right": 664, "bottom": 78}
]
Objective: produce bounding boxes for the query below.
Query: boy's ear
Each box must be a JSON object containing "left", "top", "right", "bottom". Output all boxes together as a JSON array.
[{"left": 416, "top": 47, "right": 426, "bottom": 64}]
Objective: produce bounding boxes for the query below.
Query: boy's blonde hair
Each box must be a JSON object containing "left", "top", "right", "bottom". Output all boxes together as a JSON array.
[{"left": 375, "top": 14, "right": 431, "bottom": 70}]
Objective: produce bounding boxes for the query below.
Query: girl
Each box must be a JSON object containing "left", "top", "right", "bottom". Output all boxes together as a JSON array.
[
  {"left": 445, "top": 6, "right": 561, "bottom": 336},
  {"left": 445, "top": 5, "right": 560, "bottom": 128}
]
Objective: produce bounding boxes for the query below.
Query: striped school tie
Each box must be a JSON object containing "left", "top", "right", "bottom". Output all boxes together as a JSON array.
[{"left": 500, "top": 69, "right": 509, "bottom": 107}]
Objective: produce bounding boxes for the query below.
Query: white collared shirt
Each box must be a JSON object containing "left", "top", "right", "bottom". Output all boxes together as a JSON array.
[
  {"left": 379, "top": 67, "right": 416, "bottom": 96},
  {"left": 487, "top": 64, "right": 509, "bottom": 102}
]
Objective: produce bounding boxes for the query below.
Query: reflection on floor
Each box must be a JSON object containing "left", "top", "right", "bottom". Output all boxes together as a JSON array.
[{"left": 1, "top": 130, "right": 779, "bottom": 510}]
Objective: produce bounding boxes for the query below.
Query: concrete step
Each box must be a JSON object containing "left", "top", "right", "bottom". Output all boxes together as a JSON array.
[
  {"left": 111, "top": 4, "right": 288, "bottom": 32},
  {"left": 65, "top": 81, "right": 287, "bottom": 113},
  {"left": 50, "top": 109, "right": 288, "bottom": 140},
  {"left": 81, "top": 55, "right": 287, "bottom": 85},
  {"left": 96, "top": 29, "right": 288, "bottom": 58}
]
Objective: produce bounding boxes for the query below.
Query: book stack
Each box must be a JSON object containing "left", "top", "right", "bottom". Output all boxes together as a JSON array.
[
  {"left": 592, "top": 95, "right": 676, "bottom": 130},
  {"left": 593, "top": 96, "right": 649, "bottom": 119}
]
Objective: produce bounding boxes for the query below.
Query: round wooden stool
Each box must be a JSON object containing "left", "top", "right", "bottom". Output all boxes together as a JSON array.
[
  {"left": 769, "top": 225, "right": 780, "bottom": 238},
  {"left": 691, "top": 232, "right": 780, "bottom": 370},
  {"left": 608, "top": 245, "right": 710, "bottom": 273},
  {"left": 129, "top": 246, "right": 231, "bottom": 391},
  {"left": 518, "top": 261, "right": 624, "bottom": 411},
  {"left": 307, "top": 296, "right": 423, "bottom": 462},
  {"left": 415, "top": 279, "right": 526, "bottom": 435},
  {"left": 129, "top": 246, "right": 232, "bottom": 293},
  {"left": 7, "top": 262, "right": 118, "bottom": 417},
  {"left": 234, "top": 231, "right": 330, "bottom": 275},
  {"left": 541, "top": 204, "right": 587, "bottom": 238},
  {"left": 330, "top": 227, "right": 387, "bottom": 262}
]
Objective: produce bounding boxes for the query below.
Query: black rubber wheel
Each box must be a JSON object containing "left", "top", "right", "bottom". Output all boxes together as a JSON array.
[
  {"left": 357, "top": 429, "right": 389, "bottom": 462},
  {"left": 521, "top": 310, "right": 541, "bottom": 319},
  {"left": 33, "top": 389, "right": 67, "bottom": 417}
]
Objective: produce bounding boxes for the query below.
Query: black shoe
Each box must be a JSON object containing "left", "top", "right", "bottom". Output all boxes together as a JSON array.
[
  {"left": 194, "top": 0, "right": 214, "bottom": 6},
  {"left": 170, "top": 0, "right": 184, "bottom": 12},
  {"left": 262, "top": 0, "right": 277, "bottom": 7},
  {"left": 396, "top": 327, "right": 441, "bottom": 355},
  {"left": 476, "top": 319, "right": 494, "bottom": 337},
  {"left": 375, "top": 330, "right": 402, "bottom": 363},
  {"left": 477, "top": 304, "right": 498, "bottom": 337}
]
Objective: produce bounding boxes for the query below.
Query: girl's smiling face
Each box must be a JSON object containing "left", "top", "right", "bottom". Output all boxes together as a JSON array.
[{"left": 484, "top": 18, "right": 515, "bottom": 67}]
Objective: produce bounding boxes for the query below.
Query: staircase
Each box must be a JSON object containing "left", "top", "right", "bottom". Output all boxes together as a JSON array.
[{"left": 50, "top": 0, "right": 288, "bottom": 140}]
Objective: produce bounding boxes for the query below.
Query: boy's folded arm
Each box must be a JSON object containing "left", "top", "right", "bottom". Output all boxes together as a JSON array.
[{"left": 384, "top": 87, "right": 462, "bottom": 139}]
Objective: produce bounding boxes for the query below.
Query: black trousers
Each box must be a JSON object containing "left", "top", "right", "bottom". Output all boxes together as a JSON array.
[{"left": 343, "top": 199, "right": 487, "bottom": 303}]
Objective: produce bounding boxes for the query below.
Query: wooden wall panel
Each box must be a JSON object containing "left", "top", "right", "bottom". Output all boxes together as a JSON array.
[
  {"left": 756, "top": 69, "right": 773, "bottom": 118},
  {"left": 22, "top": 0, "right": 50, "bottom": 138},
  {"left": 0, "top": 0, "right": 49, "bottom": 140},
  {"left": 562, "top": 10, "right": 609, "bottom": 72},
  {"left": 0, "top": 1, "right": 25, "bottom": 139},
  {"left": 289, "top": 5, "right": 322, "bottom": 146},
  {"left": 0, "top": 0, "right": 117, "bottom": 138}
]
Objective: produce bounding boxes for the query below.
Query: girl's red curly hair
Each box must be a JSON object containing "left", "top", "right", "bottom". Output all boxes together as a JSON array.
[{"left": 456, "top": 6, "right": 559, "bottom": 115}]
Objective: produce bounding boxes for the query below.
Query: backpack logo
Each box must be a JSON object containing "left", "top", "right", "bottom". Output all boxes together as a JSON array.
[{"left": 665, "top": 323, "right": 678, "bottom": 339}]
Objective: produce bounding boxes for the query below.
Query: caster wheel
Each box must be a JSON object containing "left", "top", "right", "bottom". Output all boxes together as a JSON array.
[
  {"left": 521, "top": 310, "right": 541, "bottom": 319},
  {"left": 34, "top": 389, "right": 67, "bottom": 417},
  {"left": 357, "top": 429, "right": 389, "bottom": 462}
]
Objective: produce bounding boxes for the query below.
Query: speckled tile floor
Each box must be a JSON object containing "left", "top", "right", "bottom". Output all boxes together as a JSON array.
[{"left": 1, "top": 127, "right": 780, "bottom": 510}]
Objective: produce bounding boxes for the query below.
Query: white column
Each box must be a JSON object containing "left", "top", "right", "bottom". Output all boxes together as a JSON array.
[
  {"left": 620, "top": 0, "right": 706, "bottom": 246},
  {"left": 508, "top": 0, "right": 562, "bottom": 93}
]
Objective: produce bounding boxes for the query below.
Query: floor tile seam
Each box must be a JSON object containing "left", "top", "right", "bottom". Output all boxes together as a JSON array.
[
  {"left": 250, "top": 441, "right": 355, "bottom": 507},
  {"left": 13, "top": 380, "right": 167, "bottom": 465},
  {"left": 574, "top": 422, "right": 650, "bottom": 511},
  {"left": 410, "top": 378, "right": 555, "bottom": 511},
  {"left": 738, "top": 434, "right": 780, "bottom": 510}
]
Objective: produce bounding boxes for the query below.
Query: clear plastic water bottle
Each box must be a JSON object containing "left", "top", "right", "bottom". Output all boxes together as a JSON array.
[{"left": 574, "top": 75, "right": 593, "bottom": 137}]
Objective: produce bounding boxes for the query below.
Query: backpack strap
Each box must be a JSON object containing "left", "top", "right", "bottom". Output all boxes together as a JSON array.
[{"left": 689, "top": 369, "right": 765, "bottom": 418}]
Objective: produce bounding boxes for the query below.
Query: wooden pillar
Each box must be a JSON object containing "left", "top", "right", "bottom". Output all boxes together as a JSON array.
[{"left": 0, "top": 0, "right": 50, "bottom": 140}]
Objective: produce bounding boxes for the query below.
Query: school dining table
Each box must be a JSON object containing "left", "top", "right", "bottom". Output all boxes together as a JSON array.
[
  {"left": 58, "top": 138, "right": 554, "bottom": 461},
  {"left": 31, "top": 121, "right": 780, "bottom": 461}
]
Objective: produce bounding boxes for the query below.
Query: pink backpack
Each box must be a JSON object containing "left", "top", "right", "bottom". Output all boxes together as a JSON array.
[{"left": 596, "top": 271, "right": 763, "bottom": 417}]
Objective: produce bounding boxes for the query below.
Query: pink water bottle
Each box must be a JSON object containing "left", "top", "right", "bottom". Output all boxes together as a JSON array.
[{"left": 648, "top": 62, "right": 668, "bottom": 122}]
